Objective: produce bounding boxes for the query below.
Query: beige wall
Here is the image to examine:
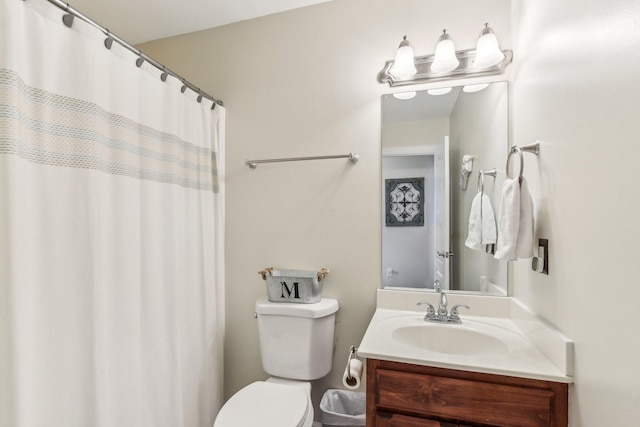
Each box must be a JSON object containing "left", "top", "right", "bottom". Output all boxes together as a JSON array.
[
  {"left": 140, "top": 0, "right": 512, "bottom": 416},
  {"left": 381, "top": 118, "right": 450, "bottom": 149},
  {"left": 510, "top": 0, "right": 640, "bottom": 424},
  {"left": 140, "top": 0, "right": 640, "bottom": 423}
]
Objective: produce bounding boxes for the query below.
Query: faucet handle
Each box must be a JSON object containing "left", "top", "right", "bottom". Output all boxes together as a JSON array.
[
  {"left": 417, "top": 301, "right": 436, "bottom": 320},
  {"left": 448, "top": 304, "right": 470, "bottom": 321}
]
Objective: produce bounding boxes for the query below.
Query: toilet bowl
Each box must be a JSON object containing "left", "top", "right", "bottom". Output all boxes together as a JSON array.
[
  {"left": 214, "top": 378, "right": 313, "bottom": 427},
  {"left": 213, "top": 297, "right": 338, "bottom": 427}
]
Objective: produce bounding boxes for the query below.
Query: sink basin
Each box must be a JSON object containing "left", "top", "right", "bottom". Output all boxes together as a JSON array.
[
  {"left": 357, "top": 293, "right": 574, "bottom": 383},
  {"left": 391, "top": 323, "right": 509, "bottom": 356}
]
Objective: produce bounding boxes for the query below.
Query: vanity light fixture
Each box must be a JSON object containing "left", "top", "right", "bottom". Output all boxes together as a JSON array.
[
  {"left": 462, "top": 83, "right": 490, "bottom": 93},
  {"left": 431, "top": 30, "right": 459, "bottom": 73},
  {"left": 427, "top": 87, "right": 452, "bottom": 96},
  {"left": 473, "top": 23, "right": 505, "bottom": 68},
  {"left": 379, "top": 24, "right": 512, "bottom": 87},
  {"left": 392, "top": 91, "right": 417, "bottom": 100},
  {"left": 389, "top": 36, "right": 417, "bottom": 78}
]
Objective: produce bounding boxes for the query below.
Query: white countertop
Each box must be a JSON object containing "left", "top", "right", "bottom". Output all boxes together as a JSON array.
[{"left": 358, "top": 289, "right": 574, "bottom": 384}]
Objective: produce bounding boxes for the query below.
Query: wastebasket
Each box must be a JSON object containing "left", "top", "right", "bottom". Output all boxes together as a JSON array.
[{"left": 320, "top": 389, "right": 366, "bottom": 426}]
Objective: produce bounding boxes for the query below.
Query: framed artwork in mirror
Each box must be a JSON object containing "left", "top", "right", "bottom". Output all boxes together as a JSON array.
[{"left": 385, "top": 177, "right": 424, "bottom": 226}]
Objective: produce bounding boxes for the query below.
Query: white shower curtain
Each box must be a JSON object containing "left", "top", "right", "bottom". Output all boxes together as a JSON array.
[{"left": 0, "top": 1, "right": 225, "bottom": 426}]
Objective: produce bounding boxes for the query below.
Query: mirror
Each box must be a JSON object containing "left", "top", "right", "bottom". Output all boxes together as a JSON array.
[{"left": 381, "top": 81, "right": 508, "bottom": 295}]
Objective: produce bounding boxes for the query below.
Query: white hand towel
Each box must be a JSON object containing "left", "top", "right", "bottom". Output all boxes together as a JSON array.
[
  {"left": 494, "top": 177, "right": 534, "bottom": 260},
  {"left": 481, "top": 193, "right": 497, "bottom": 246},
  {"left": 515, "top": 177, "right": 534, "bottom": 259},
  {"left": 465, "top": 192, "right": 483, "bottom": 250},
  {"left": 494, "top": 178, "right": 520, "bottom": 260},
  {"left": 465, "top": 193, "right": 497, "bottom": 251}
]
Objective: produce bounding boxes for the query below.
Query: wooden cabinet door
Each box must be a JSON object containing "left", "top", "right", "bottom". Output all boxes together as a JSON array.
[{"left": 367, "top": 359, "right": 568, "bottom": 427}]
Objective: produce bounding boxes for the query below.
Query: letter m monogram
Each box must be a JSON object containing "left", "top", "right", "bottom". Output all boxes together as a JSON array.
[{"left": 280, "top": 281, "right": 300, "bottom": 299}]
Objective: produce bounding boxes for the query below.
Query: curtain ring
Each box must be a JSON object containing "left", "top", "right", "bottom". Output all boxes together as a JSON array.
[
  {"left": 160, "top": 66, "right": 168, "bottom": 82},
  {"left": 506, "top": 147, "right": 524, "bottom": 180},
  {"left": 104, "top": 30, "right": 114, "bottom": 50}
]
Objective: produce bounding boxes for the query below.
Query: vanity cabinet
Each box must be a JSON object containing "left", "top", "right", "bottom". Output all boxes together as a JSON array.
[{"left": 366, "top": 359, "right": 568, "bottom": 427}]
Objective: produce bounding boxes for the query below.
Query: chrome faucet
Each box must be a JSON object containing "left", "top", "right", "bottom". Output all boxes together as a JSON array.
[
  {"left": 437, "top": 290, "right": 448, "bottom": 318},
  {"left": 416, "top": 286, "right": 470, "bottom": 324}
]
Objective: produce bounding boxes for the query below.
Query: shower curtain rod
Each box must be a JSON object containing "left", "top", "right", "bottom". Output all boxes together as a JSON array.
[{"left": 27, "top": 0, "right": 223, "bottom": 108}]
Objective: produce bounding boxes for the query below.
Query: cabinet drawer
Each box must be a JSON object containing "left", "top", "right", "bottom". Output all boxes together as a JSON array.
[
  {"left": 376, "top": 369, "right": 554, "bottom": 427},
  {"left": 376, "top": 411, "right": 457, "bottom": 427}
]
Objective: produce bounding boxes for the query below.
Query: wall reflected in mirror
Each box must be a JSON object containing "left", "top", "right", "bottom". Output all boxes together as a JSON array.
[{"left": 381, "top": 81, "right": 508, "bottom": 296}]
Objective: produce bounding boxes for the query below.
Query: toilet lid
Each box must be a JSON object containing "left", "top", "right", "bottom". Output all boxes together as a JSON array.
[{"left": 214, "top": 381, "right": 309, "bottom": 427}]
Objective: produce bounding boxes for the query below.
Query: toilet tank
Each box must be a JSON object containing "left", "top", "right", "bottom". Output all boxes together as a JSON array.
[{"left": 255, "top": 297, "right": 339, "bottom": 380}]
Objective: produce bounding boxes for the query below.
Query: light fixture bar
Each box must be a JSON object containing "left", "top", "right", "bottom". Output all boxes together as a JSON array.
[{"left": 379, "top": 49, "right": 512, "bottom": 87}]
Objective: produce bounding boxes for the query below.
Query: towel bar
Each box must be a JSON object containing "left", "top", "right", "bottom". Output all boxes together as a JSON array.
[
  {"left": 246, "top": 152, "right": 359, "bottom": 169},
  {"left": 507, "top": 142, "right": 540, "bottom": 180},
  {"left": 477, "top": 169, "right": 497, "bottom": 194}
]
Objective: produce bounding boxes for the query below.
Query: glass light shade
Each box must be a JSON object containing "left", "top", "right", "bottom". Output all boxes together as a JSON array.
[
  {"left": 463, "top": 83, "right": 489, "bottom": 93},
  {"left": 393, "top": 91, "right": 417, "bottom": 100},
  {"left": 431, "top": 31, "right": 459, "bottom": 73},
  {"left": 473, "top": 26, "right": 505, "bottom": 68},
  {"left": 427, "top": 87, "right": 452, "bottom": 96},
  {"left": 389, "top": 36, "right": 417, "bottom": 78}
]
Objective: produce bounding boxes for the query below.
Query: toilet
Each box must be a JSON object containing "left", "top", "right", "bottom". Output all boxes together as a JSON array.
[{"left": 214, "top": 296, "right": 339, "bottom": 427}]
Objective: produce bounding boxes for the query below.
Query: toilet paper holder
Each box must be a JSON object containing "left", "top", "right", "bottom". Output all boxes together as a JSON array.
[
  {"left": 342, "top": 345, "right": 363, "bottom": 389},
  {"left": 347, "top": 345, "right": 358, "bottom": 365}
]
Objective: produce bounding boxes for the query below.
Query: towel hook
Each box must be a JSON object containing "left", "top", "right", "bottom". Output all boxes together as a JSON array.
[
  {"left": 506, "top": 142, "right": 540, "bottom": 181},
  {"left": 477, "top": 169, "right": 497, "bottom": 194}
]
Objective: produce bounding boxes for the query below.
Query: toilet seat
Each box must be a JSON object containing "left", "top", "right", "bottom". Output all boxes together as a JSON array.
[{"left": 214, "top": 381, "right": 310, "bottom": 427}]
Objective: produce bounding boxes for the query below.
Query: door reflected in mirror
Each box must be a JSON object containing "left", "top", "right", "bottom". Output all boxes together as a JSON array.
[{"left": 381, "top": 81, "right": 508, "bottom": 296}]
